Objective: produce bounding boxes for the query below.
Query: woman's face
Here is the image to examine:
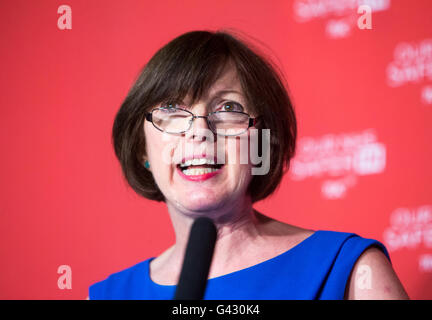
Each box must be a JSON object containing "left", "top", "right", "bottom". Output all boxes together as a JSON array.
[{"left": 143, "top": 63, "right": 257, "bottom": 216}]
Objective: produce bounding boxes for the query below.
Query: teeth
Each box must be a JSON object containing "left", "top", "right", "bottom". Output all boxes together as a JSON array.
[
  {"left": 180, "top": 158, "right": 215, "bottom": 167},
  {"left": 180, "top": 159, "right": 193, "bottom": 168},
  {"left": 196, "top": 158, "right": 207, "bottom": 165},
  {"left": 182, "top": 167, "right": 219, "bottom": 176}
]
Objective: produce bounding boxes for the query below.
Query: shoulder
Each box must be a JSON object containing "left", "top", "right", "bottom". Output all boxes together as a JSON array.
[
  {"left": 302, "top": 229, "right": 407, "bottom": 299},
  {"left": 89, "top": 259, "right": 150, "bottom": 300},
  {"left": 345, "top": 246, "right": 409, "bottom": 299}
]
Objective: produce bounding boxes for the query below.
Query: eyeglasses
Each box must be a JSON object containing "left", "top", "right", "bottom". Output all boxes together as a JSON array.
[{"left": 145, "top": 106, "right": 259, "bottom": 136}]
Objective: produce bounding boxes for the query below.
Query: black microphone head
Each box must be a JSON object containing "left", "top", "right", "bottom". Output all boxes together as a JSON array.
[{"left": 174, "top": 216, "right": 217, "bottom": 300}]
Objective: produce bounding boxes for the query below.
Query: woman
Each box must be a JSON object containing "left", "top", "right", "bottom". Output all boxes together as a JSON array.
[{"left": 89, "top": 30, "right": 409, "bottom": 299}]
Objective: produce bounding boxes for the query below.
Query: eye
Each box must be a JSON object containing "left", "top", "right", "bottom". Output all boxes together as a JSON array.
[{"left": 218, "top": 101, "right": 243, "bottom": 112}]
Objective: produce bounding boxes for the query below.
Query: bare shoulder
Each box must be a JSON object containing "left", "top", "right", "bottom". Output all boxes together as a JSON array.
[{"left": 345, "top": 246, "right": 410, "bottom": 300}]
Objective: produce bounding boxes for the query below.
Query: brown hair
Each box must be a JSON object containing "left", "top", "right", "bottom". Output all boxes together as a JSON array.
[{"left": 112, "top": 29, "right": 297, "bottom": 203}]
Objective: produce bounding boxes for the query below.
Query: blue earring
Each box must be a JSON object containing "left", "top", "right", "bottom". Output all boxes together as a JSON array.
[{"left": 144, "top": 160, "right": 150, "bottom": 169}]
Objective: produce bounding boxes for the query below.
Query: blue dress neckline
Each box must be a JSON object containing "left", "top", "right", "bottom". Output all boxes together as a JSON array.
[
  {"left": 89, "top": 230, "right": 392, "bottom": 299},
  {"left": 145, "top": 229, "right": 321, "bottom": 287}
]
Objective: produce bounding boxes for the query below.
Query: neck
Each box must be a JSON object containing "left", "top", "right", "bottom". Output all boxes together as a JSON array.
[{"left": 164, "top": 194, "right": 270, "bottom": 271}]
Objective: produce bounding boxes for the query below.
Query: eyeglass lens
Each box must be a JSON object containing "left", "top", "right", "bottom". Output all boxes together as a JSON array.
[{"left": 151, "top": 108, "right": 250, "bottom": 135}]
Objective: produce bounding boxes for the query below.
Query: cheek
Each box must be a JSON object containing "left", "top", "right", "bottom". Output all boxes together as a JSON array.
[
  {"left": 144, "top": 124, "right": 177, "bottom": 175},
  {"left": 225, "top": 135, "right": 253, "bottom": 183},
  {"left": 226, "top": 132, "right": 256, "bottom": 166},
  {"left": 144, "top": 125, "right": 159, "bottom": 163},
  {"left": 224, "top": 134, "right": 248, "bottom": 163}
]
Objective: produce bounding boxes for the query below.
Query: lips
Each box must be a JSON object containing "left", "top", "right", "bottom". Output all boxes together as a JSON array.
[{"left": 174, "top": 153, "right": 226, "bottom": 181}]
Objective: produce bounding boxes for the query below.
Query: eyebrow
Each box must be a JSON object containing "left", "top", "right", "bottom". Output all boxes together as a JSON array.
[
  {"left": 205, "top": 89, "right": 244, "bottom": 104},
  {"left": 211, "top": 89, "right": 243, "bottom": 96}
]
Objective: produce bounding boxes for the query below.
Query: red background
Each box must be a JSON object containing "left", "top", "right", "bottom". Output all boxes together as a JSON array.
[{"left": 0, "top": 0, "right": 431, "bottom": 299}]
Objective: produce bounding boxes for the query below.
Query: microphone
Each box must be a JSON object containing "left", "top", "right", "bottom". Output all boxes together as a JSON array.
[{"left": 174, "top": 216, "right": 217, "bottom": 300}]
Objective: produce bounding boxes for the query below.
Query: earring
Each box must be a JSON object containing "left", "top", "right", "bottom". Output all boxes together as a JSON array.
[{"left": 144, "top": 160, "right": 150, "bottom": 169}]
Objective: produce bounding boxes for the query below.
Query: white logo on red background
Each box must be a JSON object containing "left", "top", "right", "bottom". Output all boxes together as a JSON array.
[
  {"left": 383, "top": 205, "right": 432, "bottom": 252},
  {"left": 419, "top": 254, "right": 432, "bottom": 272},
  {"left": 387, "top": 39, "right": 432, "bottom": 87},
  {"left": 383, "top": 205, "right": 432, "bottom": 272},
  {"left": 290, "top": 129, "right": 386, "bottom": 199},
  {"left": 386, "top": 39, "right": 432, "bottom": 105},
  {"left": 421, "top": 85, "right": 432, "bottom": 105},
  {"left": 293, "top": 0, "right": 390, "bottom": 38}
]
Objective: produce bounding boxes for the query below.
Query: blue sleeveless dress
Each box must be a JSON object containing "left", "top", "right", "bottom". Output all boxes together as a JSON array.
[{"left": 89, "top": 230, "right": 390, "bottom": 300}]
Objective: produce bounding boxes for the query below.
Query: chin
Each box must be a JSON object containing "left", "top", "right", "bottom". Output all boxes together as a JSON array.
[{"left": 181, "top": 195, "right": 226, "bottom": 212}]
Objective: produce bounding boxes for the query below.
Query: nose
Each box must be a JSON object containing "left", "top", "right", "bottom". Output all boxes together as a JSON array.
[
  {"left": 187, "top": 115, "right": 211, "bottom": 142},
  {"left": 182, "top": 110, "right": 218, "bottom": 143}
]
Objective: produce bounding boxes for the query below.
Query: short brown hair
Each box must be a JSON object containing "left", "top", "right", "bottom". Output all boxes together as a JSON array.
[{"left": 112, "top": 29, "right": 297, "bottom": 203}]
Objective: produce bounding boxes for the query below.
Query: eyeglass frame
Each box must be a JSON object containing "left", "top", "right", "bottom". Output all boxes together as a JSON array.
[{"left": 144, "top": 106, "right": 259, "bottom": 136}]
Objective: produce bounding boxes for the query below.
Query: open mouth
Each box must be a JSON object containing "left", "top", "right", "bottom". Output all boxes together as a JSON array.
[{"left": 176, "top": 163, "right": 224, "bottom": 176}]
